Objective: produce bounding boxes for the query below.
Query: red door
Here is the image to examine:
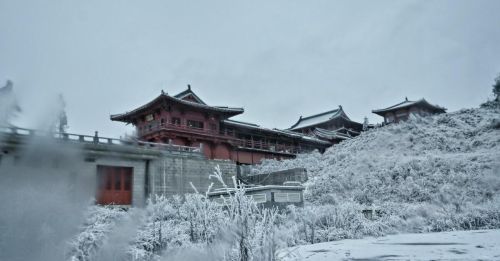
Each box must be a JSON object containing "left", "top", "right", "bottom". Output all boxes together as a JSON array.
[{"left": 97, "top": 166, "right": 133, "bottom": 205}]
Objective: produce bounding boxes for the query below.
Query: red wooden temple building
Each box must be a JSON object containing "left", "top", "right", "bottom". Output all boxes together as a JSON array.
[{"left": 111, "top": 85, "right": 335, "bottom": 164}]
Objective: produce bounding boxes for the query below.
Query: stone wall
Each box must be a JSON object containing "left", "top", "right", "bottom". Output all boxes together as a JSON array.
[{"left": 149, "top": 155, "right": 236, "bottom": 198}]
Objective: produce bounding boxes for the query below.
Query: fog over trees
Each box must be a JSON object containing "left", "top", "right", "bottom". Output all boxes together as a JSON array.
[{"left": 1, "top": 1, "right": 500, "bottom": 259}]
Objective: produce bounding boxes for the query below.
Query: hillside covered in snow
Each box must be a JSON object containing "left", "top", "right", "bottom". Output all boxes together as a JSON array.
[{"left": 253, "top": 102, "right": 500, "bottom": 238}]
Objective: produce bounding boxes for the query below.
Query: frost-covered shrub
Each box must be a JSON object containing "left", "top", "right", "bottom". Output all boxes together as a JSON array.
[
  {"left": 128, "top": 195, "right": 196, "bottom": 261},
  {"left": 251, "top": 150, "right": 324, "bottom": 175},
  {"left": 68, "top": 206, "right": 126, "bottom": 261},
  {"left": 127, "top": 167, "right": 285, "bottom": 261},
  {"left": 282, "top": 203, "right": 393, "bottom": 244}
]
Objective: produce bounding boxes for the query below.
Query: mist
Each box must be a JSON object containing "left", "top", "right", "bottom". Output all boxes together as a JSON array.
[
  {"left": 1, "top": 1, "right": 500, "bottom": 260},
  {"left": 0, "top": 95, "right": 94, "bottom": 261}
]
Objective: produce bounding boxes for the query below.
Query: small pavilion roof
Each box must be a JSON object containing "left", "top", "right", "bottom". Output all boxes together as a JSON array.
[
  {"left": 372, "top": 98, "right": 446, "bottom": 116},
  {"left": 111, "top": 87, "right": 243, "bottom": 122},
  {"left": 289, "top": 106, "right": 357, "bottom": 131}
]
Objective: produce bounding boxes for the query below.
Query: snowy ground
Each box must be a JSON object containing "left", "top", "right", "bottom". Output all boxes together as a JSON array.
[{"left": 279, "top": 229, "right": 500, "bottom": 261}]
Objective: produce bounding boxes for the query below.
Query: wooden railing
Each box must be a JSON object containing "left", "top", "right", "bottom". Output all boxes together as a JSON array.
[
  {"left": 231, "top": 139, "right": 301, "bottom": 154},
  {"left": 139, "top": 122, "right": 222, "bottom": 136},
  {"left": 137, "top": 123, "right": 303, "bottom": 154},
  {"left": 0, "top": 126, "right": 201, "bottom": 153}
]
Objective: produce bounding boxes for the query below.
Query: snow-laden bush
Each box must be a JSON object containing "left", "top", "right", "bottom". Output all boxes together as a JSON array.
[
  {"left": 67, "top": 206, "right": 126, "bottom": 261},
  {"left": 128, "top": 166, "right": 284, "bottom": 261}
]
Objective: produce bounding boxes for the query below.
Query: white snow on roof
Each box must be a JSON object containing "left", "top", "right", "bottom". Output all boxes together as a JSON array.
[
  {"left": 223, "top": 119, "right": 263, "bottom": 129},
  {"left": 372, "top": 98, "right": 446, "bottom": 114},
  {"left": 290, "top": 109, "right": 342, "bottom": 130}
]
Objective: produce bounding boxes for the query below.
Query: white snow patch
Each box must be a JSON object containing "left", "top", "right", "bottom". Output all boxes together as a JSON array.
[{"left": 279, "top": 229, "right": 500, "bottom": 261}]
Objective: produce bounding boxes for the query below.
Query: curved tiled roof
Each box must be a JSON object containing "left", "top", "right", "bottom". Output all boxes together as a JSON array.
[
  {"left": 372, "top": 98, "right": 446, "bottom": 116},
  {"left": 289, "top": 107, "right": 342, "bottom": 130},
  {"left": 289, "top": 106, "right": 363, "bottom": 131},
  {"left": 111, "top": 92, "right": 244, "bottom": 122}
]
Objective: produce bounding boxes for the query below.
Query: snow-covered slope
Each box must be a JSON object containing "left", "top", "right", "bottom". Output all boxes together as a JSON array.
[
  {"left": 279, "top": 229, "right": 500, "bottom": 261},
  {"left": 255, "top": 103, "right": 500, "bottom": 234}
]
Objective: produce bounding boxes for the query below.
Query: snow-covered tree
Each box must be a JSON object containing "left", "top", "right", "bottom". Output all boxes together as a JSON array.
[
  {"left": 493, "top": 73, "right": 500, "bottom": 101},
  {"left": 67, "top": 206, "right": 126, "bottom": 261},
  {"left": 57, "top": 94, "right": 68, "bottom": 133},
  {"left": 0, "top": 80, "right": 21, "bottom": 126}
]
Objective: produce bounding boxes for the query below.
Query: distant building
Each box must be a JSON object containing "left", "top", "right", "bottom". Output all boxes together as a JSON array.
[
  {"left": 288, "top": 106, "right": 364, "bottom": 144},
  {"left": 111, "top": 85, "right": 330, "bottom": 164},
  {"left": 372, "top": 97, "right": 446, "bottom": 124}
]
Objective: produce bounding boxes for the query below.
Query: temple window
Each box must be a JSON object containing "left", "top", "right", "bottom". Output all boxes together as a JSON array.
[{"left": 187, "top": 120, "right": 204, "bottom": 129}]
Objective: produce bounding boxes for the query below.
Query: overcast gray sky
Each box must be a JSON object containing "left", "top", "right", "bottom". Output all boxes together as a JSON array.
[{"left": 1, "top": 0, "right": 499, "bottom": 138}]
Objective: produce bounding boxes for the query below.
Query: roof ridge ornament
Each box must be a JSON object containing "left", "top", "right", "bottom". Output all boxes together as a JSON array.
[
  {"left": 187, "top": 84, "right": 191, "bottom": 90},
  {"left": 405, "top": 97, "right": 408, "bottom": 101}
]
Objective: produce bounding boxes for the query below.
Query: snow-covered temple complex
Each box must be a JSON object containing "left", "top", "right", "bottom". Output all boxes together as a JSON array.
[
  {"left": 1, "top": 81, "right": 454, "bottom": 209},
  {"left": 372, "top": 97, "right": 447, "bottom": 124},
  {"left": 111, "top": 86, "right": 336, "bottom": 164}
]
